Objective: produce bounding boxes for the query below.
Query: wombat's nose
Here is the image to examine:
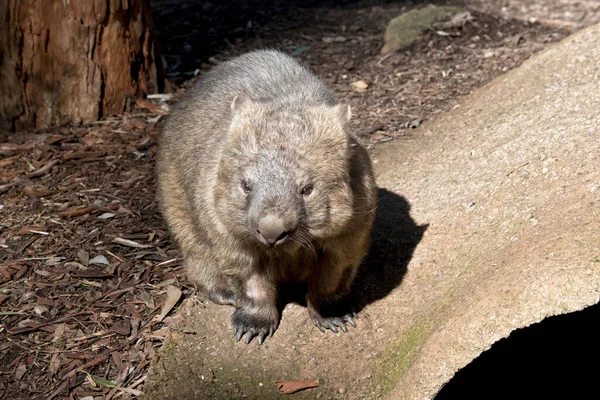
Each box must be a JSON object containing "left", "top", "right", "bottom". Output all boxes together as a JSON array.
[{"left": 257, "top": 215, "right": 288, "bottom": 245}]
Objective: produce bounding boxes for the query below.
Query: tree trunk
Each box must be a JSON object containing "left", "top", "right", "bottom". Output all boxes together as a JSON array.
[{"left": 0, "top": 0, "right": 166, "bottom": 131}]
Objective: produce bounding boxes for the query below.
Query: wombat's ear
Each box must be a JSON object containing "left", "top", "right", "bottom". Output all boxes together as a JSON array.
[
  {"left": 334, "top": 103, "right": 352, "bottom": 122},
  {"left": 230, "top": 94, "right": 250, "bottom": 113}
]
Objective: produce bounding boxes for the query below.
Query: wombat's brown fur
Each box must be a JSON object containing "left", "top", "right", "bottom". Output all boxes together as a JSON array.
[{"left": 157, "top": 50, "right": 377, "bottom": 344}]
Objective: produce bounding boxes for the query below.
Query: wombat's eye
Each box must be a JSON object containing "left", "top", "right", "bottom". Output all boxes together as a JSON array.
[
  {"left": 301, "top": 184, "right": 313, "bottom": 197},
  {"left": 241, "top": 180, "right": 252, "bottom": 193}
]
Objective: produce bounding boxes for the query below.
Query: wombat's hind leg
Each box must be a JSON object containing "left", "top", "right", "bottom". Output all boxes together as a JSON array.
[
  {"left": 307, "top": 255, "right": 359, "bottom": 334},
  {"left": 308, "top": 302, "right": 357, "bottom": 334}
]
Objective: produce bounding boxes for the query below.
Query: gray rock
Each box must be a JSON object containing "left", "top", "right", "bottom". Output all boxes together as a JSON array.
[{"left": 381, "top": 6, "right": 463, "bottom": 54}]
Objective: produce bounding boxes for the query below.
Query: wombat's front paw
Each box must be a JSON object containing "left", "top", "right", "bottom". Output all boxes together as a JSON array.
[
  {"left": 309, "top": 307, "right": 357, "bottom": 334},
  {"left": 232, "top": 307, "right": 278, "bottom": 345}
]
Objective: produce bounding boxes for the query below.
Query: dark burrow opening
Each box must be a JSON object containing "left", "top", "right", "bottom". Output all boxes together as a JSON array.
[{"left": 435, "top": 301, "right": 600, "bottom": 399}]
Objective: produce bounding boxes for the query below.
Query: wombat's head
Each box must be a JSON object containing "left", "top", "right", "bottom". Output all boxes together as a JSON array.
[{"left": 213, "top": 95, "right": 357, "bottom": 249}]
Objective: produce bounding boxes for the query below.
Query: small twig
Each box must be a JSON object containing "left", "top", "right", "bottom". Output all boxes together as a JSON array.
[
  {"left": 154, "top": 258, "right": 180, "bottom": 268},
  {"left": 128, "top": 375, "right": 146, "bottom": 390},
  {"left": 356, "top": 124, "right": 385, "bottom": 137},
  {"left": 71, "top": 330, "right": 111, "bottom": 342},
  {"left": 61, "top": 354, "right": 110, "bottom": 380},
  {"left": 113, "top": 375, "right": 146, "bottom": 398},
  {"left": 57, "top": 206, "right": 96, "bottom": 218},
  {"left": 376, "top": 53, "right": 392, "bottom": 67},
  {"left": 12, "top": 256, "right": 57, "bottom": 261},
  {"left": 0, "top": 181, "right": 19, "bottom": 194},
  {"left": 46, "top": 381, "right": 69, "bottom": 400},
  {"left": 95, "top": 192, "right": 127, "bottom": 202},
  {"left": 112, "top": 237, "right": 152, "bottom": 249},
  {"left": 105, "top": 249, "right": 125, "bottom": 262},
  {"left": 29, "top": 230, "right": 50, "bottom": 235},
  {"left": 61, "top": 330, "right": 143, "bottom": 381},
  {"left": 7, "top": 311, "right": 93, "bottom": 335},
  {"left": 27, "top": 159, "right": 59, "bottom": 178}
]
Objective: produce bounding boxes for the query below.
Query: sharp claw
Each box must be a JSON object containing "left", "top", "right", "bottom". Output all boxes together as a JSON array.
[
  {"left": 257, "top": 331, "right": 266, "bottom": 345},
  {"left": 269, "top": 326, "right": 275, "bottom": 337},
  {"left": 235, "top": 327, "right": 244, "bottom": 342},
  {"left": 245, "top": 329, "right": 255, "bottom": 344},
  {"left": 345, "top": 315, "right": 357, "bottom": 328},
  {"left": 327, "top": 321, "right": 338, "bottom": 333},
  {"left": 314, "top": 321, "right": 326, "bottom": 333},
  {"left": 352, "top": 311, "right": 358, "bottom": 319},
  {"left": 338, "top": 321, "right": 348, "bottom": 333}
]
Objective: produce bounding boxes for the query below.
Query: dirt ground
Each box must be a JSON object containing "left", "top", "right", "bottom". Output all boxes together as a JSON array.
[{"left": 1, "top": 0, "right": 599, "bottom": 398}]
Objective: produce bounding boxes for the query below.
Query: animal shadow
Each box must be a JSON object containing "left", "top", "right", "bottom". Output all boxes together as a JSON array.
[
  {"left": 277, "top": 188, "right": 427, "bottom": 315},
  {"left": 351, "top": 188, "right": 428, "bottom": 312}
]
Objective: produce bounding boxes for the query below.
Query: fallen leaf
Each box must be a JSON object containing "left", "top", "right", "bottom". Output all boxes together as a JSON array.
[
  {"left": 351, "top": 80, "right": 368, "bottom": 92},
  {"left": 45, "top": 257, "right": 65, "bottom": 266},
  {"left": 112, "top": 237, "right": 152, "bottom": 249},
  {"left": 275, "top": 379, "right": 319, "bottom": 394},
  {"left": 53, "top": 323, "right": 67, "bottom": 341},
  {"left": 97, "top": 212, "right": 116, "bottom": 220},
  {"left": 153, "top": 285, "right": 182, "bottom": 323},
  {"left": 0, "top": 311, "right": 26, "bottom": 316},
  {"left": 433, "top": 11, "right": 473, "bottom": 29},
  {"left": 147, "top": 93, "right": 175, "bottom": 102},
  {"left": 16, "top": 225, "right": 46, "bottom": 235},
  {"left": 14, "top": 363, "right": 27, "bottom": 380},
  {"left": 22, "top": 186, "right": 50, "bottom": 197},
  {"left": 35, "top": 290, "right": 56, "bottom": 306},
  {"left": 111, "top": 319, "right": 131, "bottom": 336},
  {"left": 49, "top": 353, "right": 61, "bottom": 375},
  {"left": 136, "top": 98, "right": 169, "bottom": 115},
  {"left": 63, "top": 151, "right": 105, "bottom": 161},
  {"left": 14, "top": 265, "right": 27, "bottom": 279},
  {"left": 0, "top": 155, "right": 20, "bottom": 168},
  {"left": 291, "top": 45, "right": 312, "bottom": 56},
  {"left": 86, "top": 372, "right": 143, "bottom": 396},
  {"left": 0, "top": 142, "right": 35, "bottom": 155},
  {"left": 58, "top": 207, "right": 95, "bottom": 218},
  {"left": 77, "top": 249, "right": 89, "bottom": 266},
  {"left": 322, "top": 36, "right": 347, "bottom": 43},
  {"left": 33, "top": 305, "right": 49, "bottom": 316},
  {"left": 0, "top": 266, "right": 11, "bottom": 281},
  {"left": 138, "top": 290, "right": 155, "bottom": 309},
  {"left": 71, "top": 269, "right": 113, "bottom": 278},
  {"left": 27, "top": 159, "right": 59, "bottom": 178},
  {"left": 116, "top": 205, "right": 134, "bottom": 215},
  {"left": 89, "top": 255, "right": 110, "bottom": 265},
  {"left": 86, "top": 372, "right": 115, "bottom": 387}
]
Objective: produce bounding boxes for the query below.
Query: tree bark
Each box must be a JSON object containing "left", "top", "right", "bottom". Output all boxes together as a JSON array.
[{"left": 0, "top": 0, "right": 166, "bottom": 131}]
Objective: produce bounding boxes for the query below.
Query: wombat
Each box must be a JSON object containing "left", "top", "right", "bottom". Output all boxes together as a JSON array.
[{"left": 157, "top": 49, "right": 377, "bottom": 344}]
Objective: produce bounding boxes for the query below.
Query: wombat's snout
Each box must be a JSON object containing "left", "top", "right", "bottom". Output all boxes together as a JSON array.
[{"left": 257, "top": 215, "right": 289, "bottom": 246}]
